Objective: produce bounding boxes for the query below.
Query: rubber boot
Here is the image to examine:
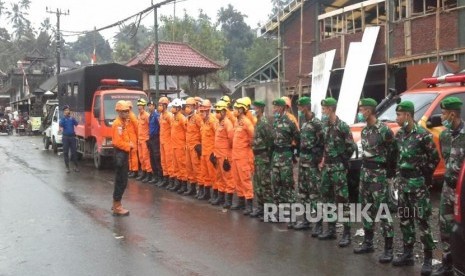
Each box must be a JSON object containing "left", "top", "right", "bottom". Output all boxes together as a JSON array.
[
  {"left": 318, "top": 222, "right": 337, "bottom": 240},
  {"left": 183, "top": 182, "right": 197, "bottom": 196},
  {"left": 421, "top": 250, "right": 433, "bottom": 276},
  {"left": 354, "top": 229, "right": 374, "bottom": 254},
  {"left": 243, "top": 199, "right": 253, "bottom": 215},
  {"left": 136, "top": 171, "right": 146, "bottom": 181},
  {"left": 338, "top": 225, "right": 351, "bottom": 247},
  {"left": 293, "top": 216, "right": 311, "bottom": 230},
  {"left": 198, "top": 186, "right": 211, "bottom": 200},
  {"left": 148, "top": 173, "right": 158, "bottom": 184},
  {"left": 209, "top": 189, "right": 218, "bottom": 204},
  {"left": 379, "top": 237, "right": 394, "bottom": 263},
  {"left": 392, "top": 244, "right": 415, "bottom": 266},
  {"left": 211, "top": 191, "right": 225, "bottom": 205},
  {"left": 112, "top": 200, "right": 129, "bottom": 216},
  {"left": 249, "top": 204, "right": 264, "bottom": 218},
  {"left": 169, "top": 178, "right": 181, "bottom": 191},
  {"left": 223, "top": 193, "right": 233, "bottom": 209},
  {"left": 231, "top": 196, "right": 245, "bottom": 210},
  {"left": 159, "top": 176, "right": 169, "bottom": 188},
  {"left": 311, "top": 220, "right": 323, "bottom": 238},
  {"left": 177, "top": 181, "right": 187, "bottom": 194},
  {"left": 155, "top": 176, "right": 165, "bottom": 187},
  {"left": 432, "top": 252, "right": 454, "bottom": 276},
  {"left": 166, "top": 177, "right": 176, "bottom": 190},
  {"left": 142, "top": 173, "right": 152, "bottom": 183},
  {"left": 196, "top": 185, "right": 204, "bottom": 199}
]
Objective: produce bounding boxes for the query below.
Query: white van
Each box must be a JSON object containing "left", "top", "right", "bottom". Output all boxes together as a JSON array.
[{"left": 43, "top": 105, "right": 62, "bottom": 153}]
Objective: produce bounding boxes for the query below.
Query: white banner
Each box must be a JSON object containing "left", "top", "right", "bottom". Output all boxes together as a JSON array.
[{"left": 311, "top": 49, "right": 336, "bottom": 119}]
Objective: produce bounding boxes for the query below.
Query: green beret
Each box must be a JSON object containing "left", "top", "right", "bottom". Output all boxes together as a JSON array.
[
  {"left": 396, "top": 101, "right": 414, "bottom": 113},
  {"left": 272, "top": 98, "right": 286, "bottom": 106},
  {"left": 358, "top": 98, "right": 377, "bottom": 107},
  {"left": 321, "top": 97, "right": 337, "bottom": 106},
  {"left": 297, "top": 96, "right": 311, "bottom": 106},
  {"left": 440, "top": 97, "right": 463, "bottom": 110},
  {"left": 253, "top": 100, "right": 266, "bottom": 107}
]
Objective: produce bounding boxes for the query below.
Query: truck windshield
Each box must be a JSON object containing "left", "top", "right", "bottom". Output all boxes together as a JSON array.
[
  {"left": 103, "top": 94, "right": 144, "bottom": 120},
  {"left": 378, "top": 92, "right": 438, "bottom": 122}
]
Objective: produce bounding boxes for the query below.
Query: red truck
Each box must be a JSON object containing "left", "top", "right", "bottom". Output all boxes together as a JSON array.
[{"left": 58, "top": 63, "right": 148, "bottom": 169}]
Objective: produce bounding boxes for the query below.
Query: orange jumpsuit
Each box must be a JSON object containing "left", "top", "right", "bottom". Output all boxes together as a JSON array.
[
  {"left": 226, "top": 110, "right": 237, "bottom": 126},
  {"left": 159, "top": 110, "right": 174, "bottom": 177},
  {"left": 186, "top": 113, "right": 203, "bottom": 184},
  {"left": 171, "top": 112, "right": 187, "bottom": 181},
  {"left": 138, "top": 110, "right": 152, "bottom": 173},
  {"left": 214, "top": 117, "right": 235, "bottom": 194},
  {"left": 231, "top": 115, "right": 255, "bottom": 200},
  {"left": 199, "top": 114, "right": 218, "bottom": 187},
  {"left": 127, "top": 111, "right": 139, "bottom": 172},
  {"left": 246, "top": 111, "right": 257, "bottom": 126}
]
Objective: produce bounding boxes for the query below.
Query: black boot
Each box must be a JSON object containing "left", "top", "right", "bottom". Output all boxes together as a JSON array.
[
  {"left": 293, "top": 216, "right": 311, "bottom": 230},
  {"left": 379, "top": 237, "right": 394, "bottom": 263},
  {"left": 243, "top": 199, "right": 253, "bottom": 215},
  {"left": 148, "top": 173, "right": 158, "bottom": 184},
  {"left": 196, "top": 185, "right": 204, "bottom": 199},
  {"left": 212, "top": 191, "right": 225, "bottom": 205},
  {"left": 432, "top": 252, "right": 453, "bottom": 276},
  {"left": 142, "top": 173, "right": 152, "bottom": 183},
  {"left": 231, "top": 196, "right": 245, "bottom": 210},
  {"left": 177, "top": 181, "right": 187, "bottom": 194},
  {"left": 158, "top": 176, "right": 169, "bottom": 188},
  {"left": 198, "top": 186, "right": 211, "bottom": 200},
  {"left": 128, "top": 171, "right": 135, "bottom": 178},
  {"left": 183, "top": 182, "right": 197, "bottom": 196},
  {"left": 318, "top": 223, "right": 337, "bottom": 240},
  {"left": 249, "top": 204, "right": 264, "bottom": 218},
  {"left": 223, "top": 193, "right": 233, "bottom": 209},
  {"left": 169, "top": 178, "right": 181, "bottom": 191},
  {"left": 421, "top": 250, "right": 433, "bottom": 276},
  {"left": 209, "top": 189, "right": 218, "bottom": 204},
  {"left": 338, "top": 225, "right": 351, "bottom": 247},
  {"left": 155, "top": 176, "right": 165, "bottom": 187},
  {"left": 392, "top": 244, "right": 415, "bottom": 266},
  {"left": 354, "top": 229, "right": 374, "bottom": 254},
  {"left": 311, "top": 220, "right": 323, "bottom": 238},
  {"left": 136, "top": 171, "right": 146, "bottom": 181}
]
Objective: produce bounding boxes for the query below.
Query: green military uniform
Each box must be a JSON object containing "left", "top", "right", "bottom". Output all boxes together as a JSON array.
[
  {"left": 252, "top": 101, "right": 274, "bottom": 212},
  {"left": 271, "top": 98, "right": 300, "bottom": 204}
]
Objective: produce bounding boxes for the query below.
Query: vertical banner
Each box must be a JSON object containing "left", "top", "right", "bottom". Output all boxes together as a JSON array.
[{"left": 311, "top": 49, "right": 336, "bottom": 119}]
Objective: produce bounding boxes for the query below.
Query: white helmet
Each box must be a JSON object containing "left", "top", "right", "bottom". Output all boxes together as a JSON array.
[{"left": 172, "top": 98, "right": 182, "bottom": 108}]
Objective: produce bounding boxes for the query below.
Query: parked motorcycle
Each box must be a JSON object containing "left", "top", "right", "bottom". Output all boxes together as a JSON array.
[{"left": 0, "top": 118, "right": 12, "bottom": 135}]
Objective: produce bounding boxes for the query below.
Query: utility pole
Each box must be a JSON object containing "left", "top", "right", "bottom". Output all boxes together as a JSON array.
[{"left": 46, "top": 7, "right": 69, "bottom": 75}]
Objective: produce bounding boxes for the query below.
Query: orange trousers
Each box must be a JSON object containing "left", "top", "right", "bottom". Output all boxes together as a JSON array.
[
  {"left": 186, "top": 146, "right": 201, "bottom": 184},
  {"left": 160, "top": 143, "right": 173, "bottom": 177},
  {"left": 138, "top": 140, "right": 152, "bottom": 173},
  {"left": 199, "top": 155, "right": 216, "bottom": 187},
  {"left": 216, "top": 157, "right": 235, "bottom": 193},
  {"left": 172, "top": 147, "right": 187, "bottom": 181},
  {"left": 231, "top": 158, "right": 254, "bottom": 199},
  {"left": 128, "top": 147, "right": 138, "bottom": 172}
]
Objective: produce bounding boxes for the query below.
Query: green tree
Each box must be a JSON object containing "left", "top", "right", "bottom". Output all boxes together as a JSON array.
[
  {"left": 67, "top": 31, "right": 113, "bottom": 64},
  {"left": 270, "top": 0, "right": 293, "bottom": 18},
  {"left": 244, "top": 37, "right": 278, "bottom": 76},
  {"left": 4, "top": 0, "right": 32, "bottom": 39},
  {"left": 113, "top": 24, "right": 152, "bottom": 62}
]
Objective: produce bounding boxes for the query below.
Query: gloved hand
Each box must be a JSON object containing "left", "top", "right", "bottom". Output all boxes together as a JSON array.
[
  {"left": 223, "top": 159, "right": 231, "bottom": 172},
  {"left": 194, "top": 144, "right": 202, "bottom": 158},
  {"left": 209, "top": 152, "right": 217, "bottom": 167}
]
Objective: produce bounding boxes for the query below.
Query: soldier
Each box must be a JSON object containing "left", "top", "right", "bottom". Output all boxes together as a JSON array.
[
  {"left": 147, "top": 101, "right": 162, "bottom": 184},
  {"left": 433, "top": 97, "right": 465, "bottom": 276},
  {"left": 353, "top": 98, "right": 395, "bottom": 264},
  {"left": 271, "top": 98, "right": 300, "bottom": 225},
  {"left": 169, "top": 99, "right": 188, "bottom": 193},
  {"left": 318, "top": 97, "right": 355, "bottom": 248},
  {"left": 293, "top": 97, "right": 324, "bottom": 232},
  {"left": 392, "top": 101, "right": 439, "bottom": 275},
  {"left": 184, "top": 97, "right": 203, "bottom": 196},
  {"left": 126, "top": 101, "right": 139, "bottom": 178},
  {"left": 156, "top": 97, "right": 174, "bottom": 188},
  {"left": 136, "top": 98, "right": 153, "bottom": 183},
  {"left": 249, "top": 100, "right": 274, "bottom": 219}
]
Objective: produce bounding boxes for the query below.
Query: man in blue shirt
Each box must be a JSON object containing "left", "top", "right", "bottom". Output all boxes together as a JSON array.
[
  {"left": 147, "top": 101, "right": 162, "bottom": 184},
  {"left": 59, "top": 105, "right": 79, "bottom": 173}
]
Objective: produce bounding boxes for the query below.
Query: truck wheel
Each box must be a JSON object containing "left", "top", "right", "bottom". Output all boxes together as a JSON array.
[
  {"left": 387, "top": 178, "right": 398, "bottom": 212},
  {"left": 52, "top": 137, "right": 58, "bottom": 154},
  {"left": 93, "top": 143, "right": 104, "bottom": 170},
  {"left": 44, "top": 136, "right": 51, "bottom": 150}
]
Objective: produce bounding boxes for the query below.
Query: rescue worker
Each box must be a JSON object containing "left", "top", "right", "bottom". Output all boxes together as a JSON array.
[
  {"left": 169, "top": 99, "right": 188, "bottom": 193},
  {"left": 241, "top": 97, "right": 257, "bottom": 126},
  {"left": 212, "top": 100, "right": 235, "bottom": 207},
  {"left": 136, "top": 98, "right": 152, "bottom": 183},
  {"left": 111, "top": 100, "right": 133, "bottom": 216},
  {"left": 219, "top": 95, "right": 237, "bottom": 126},
  {"left": 147, "top": 100, "right": 162, "bottom": 184},
  {"left": 293, "top": 97, "right": 324, "bottom": 231},
  {"left": 198, "top": 99, "right": 218, "bottom": 200},
  {"left": 230, "top": 98, "right": 255, "bottom": 214},
  {"left": 318, "top": 97, "right": 355, "bottom": 248},
  {"left": 59, "top": 105, "right": 79, "bottom": 173},
  {"left": 157, "top": 97, "right": 174, "bottom": 188},
  {"left": 126, "top": 100, "right": 139, "bottom": 178},
  {"left": 392, "top": 101, "right": 439, "bottom": 275},
  {"left": 353, "top": 98, "right": 395, "bottom": 264},
  {"left": 271, "top": 98, "right": 300, "bottom": 222},
  {"left": 249, "top": 100, "right": 273, "bottom": 218},
  {"left": 184, "top": 97, "right": 203, "bottom": 196},
  {"left": 433, "top": 97, "right": 465, "bottom": 276}
]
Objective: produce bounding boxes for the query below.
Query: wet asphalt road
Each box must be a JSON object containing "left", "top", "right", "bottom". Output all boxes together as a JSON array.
[{"left": 0, "top": 134, "right": 425, "bottom": 276}]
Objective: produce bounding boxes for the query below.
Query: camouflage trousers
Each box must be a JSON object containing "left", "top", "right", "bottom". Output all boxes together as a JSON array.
[
  {"left": 253, "top": 154, "right": 273, "bottom": 206},
  {"left": 271, "top": 151, "right": 296, "bottom": 204},
  {"left": 298, "top": 162, "right": 321, "bottom": 211},
  {"left": 321, "top": 163, "right": 350, "bottom": 227},
  {"left": 359, "top": 167, "right": 394, "bottom": 238},
  {"left": 398, "top": 176, "right": 435, "bottom": 250},
  {"left": 439, "top": 182, "right": 455, "bottom": 252}
]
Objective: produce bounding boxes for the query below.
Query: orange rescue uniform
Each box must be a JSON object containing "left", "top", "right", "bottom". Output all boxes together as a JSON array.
[
  {"left": 171, "top": 112, "right": 187, "bottom": 181},
  {"left": 159, "top": 110, "right": 174, "bottom": 177},
  {"left": 127, "top": 111, "right": 139, "bottom": 172},
  {"left": 186, "top": 112, "right": 203, "bottom": 184},
  {"left": 112, "top": 117, "right": 131, "bottom": 152},
  {"left": 214, "top": 117, "right": 235, "bottom": 194},
  {"left": 199, "top": 114, "right": 218, "bottom": 187},
  {"left": 138, "top": 109, "right": 152, "bottom": 173}
]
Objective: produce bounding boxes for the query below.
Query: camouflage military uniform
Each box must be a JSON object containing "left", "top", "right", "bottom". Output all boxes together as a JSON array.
[
  {"left": 253, "top": 115, "right": 274, "bottom": 206},
  {"left": 395, "top": 123, "right": 439, "bottom": 250},
  {"left": 439, "top": 121, "right": 465, "bottom": 252},
  {"left": 360, "top": 119, "right": 395, "bottom": 237},
  {"left": 298, "top": 113, "right": 324, "bottom": 210},
  {"left": 272, "top": 113, "right": 300, "bottom": 204},
  {"left": 321, "top": 116, "right": 355, "bottom": 226}
]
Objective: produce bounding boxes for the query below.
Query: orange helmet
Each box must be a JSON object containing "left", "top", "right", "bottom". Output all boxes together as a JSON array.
[
  {"left": 281, "top": 96, "right": 291, "bottom": 108},
  {"left": 125, "top": 100, "right": 133, "bottom": 109},
  {"left": 158, "top": 96, "right": 170, "bottom": 105},
  {"left": 198, "top": 99, "right": 212, "bottom": 111},
  {"left": 115, "top": 100, "right": 129, "bottom": 111},
  {"left": 185, "top": 97, "right": 196, "bottom": 105}
]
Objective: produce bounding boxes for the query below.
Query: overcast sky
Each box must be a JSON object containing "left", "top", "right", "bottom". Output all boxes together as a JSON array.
[{"left": 3, "top": 0, "right": 274, "bottom": 43}]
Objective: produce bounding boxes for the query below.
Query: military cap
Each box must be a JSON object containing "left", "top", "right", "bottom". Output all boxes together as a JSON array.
[
  {"left": 358, "top": 98, "right": 377, "bottom": 107},
  {"left": 272, "top": 98, "right": 286, "bottom": 106},
  {"left": 62, "top": 104, "right": 70, "bottom": 110},
  {"left": 253, "top": 100, "right": 266, "bottom": 107},
  {"left": 147, "top": 100, "right": 155, "bottom": 106},
  {"left": 321, "top": 97, "right": 337, "bottom": 106},
  {"left": 396, "top": 101, "right": 414, "bottom": 113},
  {"left": 297, "top": 96, "right": 311, "bottom": 106},
  {"left": 440, "top": 97, "right": 463, "bottom": 110}
]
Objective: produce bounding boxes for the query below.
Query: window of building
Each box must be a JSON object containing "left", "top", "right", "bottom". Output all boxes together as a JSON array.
[{"left": 394, "top": 0, "right": 458, "bottom": 21}]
